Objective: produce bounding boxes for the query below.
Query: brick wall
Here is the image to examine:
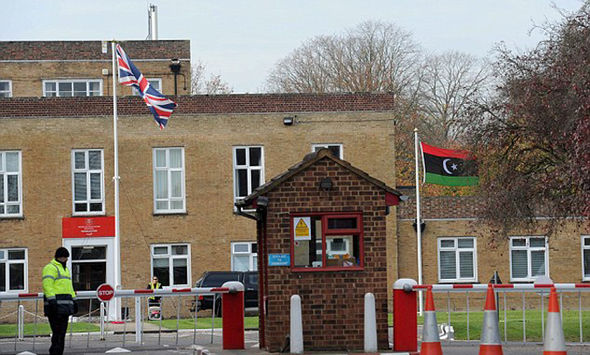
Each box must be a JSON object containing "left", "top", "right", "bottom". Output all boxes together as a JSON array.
[
  {"left": 0, "top": 40, "right": 190, "bottom": 97},
  {"left": 0, "top": 93, "right": 396, "bottom": 117},
  {"left": 397, "top": 195, "right": 590, "bottom": 285},
  {"left": 0, "top": 40, "right": 190, "bottom": 60},
  {"left": 261, "top": 158, "right": 390, "bottom": 351}
]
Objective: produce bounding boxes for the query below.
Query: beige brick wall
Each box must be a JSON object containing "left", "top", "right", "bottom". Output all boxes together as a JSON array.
[
  {"left": 0, "top": 61, "right": 189, "bottom": 97},
  {"left": 397, "top": 218, "right": 590, "bottom": 285},
  {"left": 0, "top": 108, "right": 396, "bottom": 294}
]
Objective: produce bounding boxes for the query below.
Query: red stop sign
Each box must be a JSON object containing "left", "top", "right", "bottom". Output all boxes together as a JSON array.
[{"left": 96, "top": 283, "right": 115, "bottom": 302}]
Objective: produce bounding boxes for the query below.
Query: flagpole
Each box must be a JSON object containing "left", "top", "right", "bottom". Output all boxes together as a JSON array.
[
  {"left": 111, "top": 41, "right": 122, "bottom": 321},
  {"left": 414, "top": 128, "right": 423, "bottom": 316}
]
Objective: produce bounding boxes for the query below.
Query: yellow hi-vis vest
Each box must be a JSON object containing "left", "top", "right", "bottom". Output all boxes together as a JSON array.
[
  {"left": 42, "top": 259, "right": 76, "bottom": 314},
  {"left": 149, "top": 282, "right": 161, "bottom": 300}
]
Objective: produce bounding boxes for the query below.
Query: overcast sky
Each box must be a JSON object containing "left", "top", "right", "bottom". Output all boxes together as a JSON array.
[{"left": 2, "top": 0, "right": 584, "bottom": 93}]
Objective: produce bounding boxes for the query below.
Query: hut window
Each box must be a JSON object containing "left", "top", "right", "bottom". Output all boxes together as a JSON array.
[{"left": 292, "top": 212, "right": 363, "bottom": 271}]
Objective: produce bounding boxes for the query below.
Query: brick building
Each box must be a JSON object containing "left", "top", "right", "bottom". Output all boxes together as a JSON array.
[
  {"left": 396, "top": 193, "right": 590, "bottom": 287},
  {"left": 236, "top": 149, "right": 400, "bottom": 351},
  {"left": 0, "top": 92, "right": 397, "bottom": 318},
  {"left": 0, "top": 40, "right": 191, "bottom": 98}
]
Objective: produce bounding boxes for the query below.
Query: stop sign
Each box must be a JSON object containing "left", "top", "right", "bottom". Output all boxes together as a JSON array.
[{"left": 96, "top": 283, "right": 115, "bottom": 302}]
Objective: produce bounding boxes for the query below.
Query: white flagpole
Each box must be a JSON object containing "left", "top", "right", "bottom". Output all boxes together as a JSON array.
[
  {"left": 414, "top": 128, "right": 423, "bottom": 316},
  {"left": 111, "top": 41, "right": 122, "bottom": 320}
]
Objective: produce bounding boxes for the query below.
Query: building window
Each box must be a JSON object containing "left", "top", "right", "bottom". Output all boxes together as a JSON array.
[
  {"left": 0, "top": 151, "right": 22, "bottom": 217},
  {"left": 43, "top": 79, "right": 102, "bottom": 97},
  {"left": 312, "top": 144, "right": 343, "bottom": 159},
  {"left": 0, "top": 248, "right": 27, "bottom": 292},
  {"left": 292, "top": 212, "right": 363, "bottom": 271},
  {"left": 231, "top": 242, "right": 257, "bottom": 271},
  {"left": 438, "top": 237, "right": 477, "bottom": 283},
  {"left": 153, "top": 147, "right": 185, "bottom": 213},
  {"left": 133, "top": 78, "right": 162, "bottom": 96},
  {"left": 151, "top": 244, "right": 190, "bottom": 287},
  {"left": 510, "top": 236, "right": 548, "bottom": 282},
  {"left": 582, "top": 236, "right": 590, "bottom": 281},
  {"left": 0, "top": 80, "right": 12, "bottom": 98},
  {"left": 233, "top": 146, "right": 264, "bottom": 202},
  {"left": 72, "top": 149, "right": 104, "bottom": 215}
]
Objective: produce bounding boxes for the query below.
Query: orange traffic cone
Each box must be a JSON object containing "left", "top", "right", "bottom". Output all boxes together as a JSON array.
[
  {"left": 420, "top": 287, "right": 443, "bottom": 355},
  {"left": 479, "top": 284, "right": 503, "bottom": 355},
  {"left": 544, "top": 288, "right": 567, "bottom": 354}
]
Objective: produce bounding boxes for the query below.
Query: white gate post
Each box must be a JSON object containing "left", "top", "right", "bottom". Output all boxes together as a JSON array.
[
  {"left": 17, "top": 304, "right": 24, "bottom": 341},
  {"left": 364, "top": 293, "right": 377, "bottom": 352},
  {"left": 100, "top": 302, "right": 106, "bottom": 340},
  {"left": 135, "top": 297, "right": 143, "bottom": 343},
  {"left": 290, "top": 295, "right": 303, "bottom": 354}
]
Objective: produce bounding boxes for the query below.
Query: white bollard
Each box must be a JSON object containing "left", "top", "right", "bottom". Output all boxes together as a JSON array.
[
  {"left": 100, "top": 302, "right": 106, "bottom": 340},
  {"left": 290, "top": 295, "right": 303, "bottom": 354},
  {"left": 17, "top": 304, "right": 24, "bottom": 341},
  {"left": 364, "top": 293, "right": 377, "bottom": 352},
  {"left": 135, "top": 297, "right": 143, "bottom": 344}
]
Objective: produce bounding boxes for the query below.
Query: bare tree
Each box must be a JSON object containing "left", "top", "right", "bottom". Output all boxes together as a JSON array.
[
  {"left": 266, "top": 21, "right": 423, "bottom": 100},
  {"left": 191, "top": 61, "right": 233, "bottom": 95},
  {"left": 418, "top": 51, "right": 491, "bottom": 146}
]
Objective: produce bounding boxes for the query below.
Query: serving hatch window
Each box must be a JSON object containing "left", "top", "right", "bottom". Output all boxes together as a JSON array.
[{"left": 292, "top": 213, "right": 363, "bottom": 271}]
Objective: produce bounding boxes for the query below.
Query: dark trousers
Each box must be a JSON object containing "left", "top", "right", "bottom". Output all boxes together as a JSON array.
[{"left": 47, "top": 313, "right": 69, "bottom": 355}]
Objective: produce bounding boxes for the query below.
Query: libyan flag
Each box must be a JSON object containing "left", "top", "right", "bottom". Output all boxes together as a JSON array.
[{"left": 421, "top": 142, "right": 479, "bottom": 186}]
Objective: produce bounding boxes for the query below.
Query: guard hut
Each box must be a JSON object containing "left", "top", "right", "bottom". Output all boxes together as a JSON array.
[{"left": 235, "top": 149, "right": 401, "bottom": 352}]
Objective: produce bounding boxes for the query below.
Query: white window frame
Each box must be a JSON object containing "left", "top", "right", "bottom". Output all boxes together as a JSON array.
[
  {"left": 437, "top": 237, "right": 477, "bottom": 283},
  {"left": 582, "top": 235, "right": 590, "bottom": 281},
  {"left": 42, "top": 79, "right": 103, "bottom": 97},
  {"left": 232, "top": 146, "right": 265, "bottom": 202},
  {"left": 312, "top": 143, "right": 343, "bottom": 159},
  {"left": 0, "top": 248, "right": 28, "bottom": 293},
  {"left": 153, "top": 147, "right": 186, "bottom": 214},
  {"left": 0, "top": 80, "right": 12, "bottom": 98},
  {"left": 150, "top": 244, "right": 191, "bottom": 287},
  {"left": 133, "top": 78, "right": 162, "bottom": 96},
  {"left": 71, "top": 149, "right": 105, "bottom": 215},
  {"left": 509, "top": 236, "right": 549, "bottom": 282},
  {"left": 0, "top": 151, "right": 23, "bottom": 218},
  {"left": 231, "top": 242, "right": 258, "bottom": 271}
]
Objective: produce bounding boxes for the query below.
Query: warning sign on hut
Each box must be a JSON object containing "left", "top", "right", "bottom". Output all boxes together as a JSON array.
[{"left": 293, "top": 217, "right": 311, "bottom": 241}]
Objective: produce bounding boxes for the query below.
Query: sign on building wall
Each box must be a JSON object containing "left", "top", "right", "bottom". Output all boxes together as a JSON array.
[
  {"left": 268, "top": 254, "right": 291, "bottom": 266},
  {"left": 293, "top": 217, "right": 311, "bottom": 241},
  {"left": 62, "top": 216, "right": 115, "bottom": 238}
]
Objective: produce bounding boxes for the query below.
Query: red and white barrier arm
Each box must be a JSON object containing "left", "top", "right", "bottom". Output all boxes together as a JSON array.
[
  {"left": 0, "top": 287, "right": 231, "bottom": 301},
  {"left": 412, "top": 283, "right": 590, "bottom": 292}
]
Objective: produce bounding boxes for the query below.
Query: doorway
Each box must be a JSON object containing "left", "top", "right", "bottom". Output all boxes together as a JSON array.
[{"left": 71, "top": 246, "right": 106, "bottom": 316}]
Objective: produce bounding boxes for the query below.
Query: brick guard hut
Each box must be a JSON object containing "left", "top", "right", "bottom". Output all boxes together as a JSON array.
[{"left": 235, "top": 149, "right": 401, "bottom": 352}]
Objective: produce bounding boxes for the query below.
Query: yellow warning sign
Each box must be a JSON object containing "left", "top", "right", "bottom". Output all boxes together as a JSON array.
[{"left": 293, "top": 217, "right": 311, "bottom": 240}]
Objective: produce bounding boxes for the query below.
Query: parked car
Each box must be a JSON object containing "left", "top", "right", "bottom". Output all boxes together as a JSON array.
[{"left": 190, "top": 271, "right": 258, "bottom": 316}]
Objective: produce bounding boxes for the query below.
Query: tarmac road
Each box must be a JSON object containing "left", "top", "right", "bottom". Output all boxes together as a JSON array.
[{"left": 2, "top": 330, "right": 589, "bottom": 354}]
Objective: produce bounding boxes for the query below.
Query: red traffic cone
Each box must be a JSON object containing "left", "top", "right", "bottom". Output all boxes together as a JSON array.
[
  {"left": 420, "top": 287, "right": 443, "bottom": 355},
  {"left": 479, "top": 284, "right": 503, "bottom": 355},
  {"left": 544, "top": 288, "right": 567, "bottom": 354}
]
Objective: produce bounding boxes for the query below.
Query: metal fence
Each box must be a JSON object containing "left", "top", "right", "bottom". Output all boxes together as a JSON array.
[
  {"left": 412, "top": 283, "right": 590, "bottom": 345},
  {"left": 0, "top": 286, "right": 231, "bottom": 354}
]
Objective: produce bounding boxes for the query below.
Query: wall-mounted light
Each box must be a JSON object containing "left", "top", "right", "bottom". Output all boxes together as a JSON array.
[
  {"left": 412, "top": 219, "right": 426, "bottom": 233},
  {"left": 169, "top": 58, "right": 181, "bottom": 96},
  {"left": 283, "top": 116, "right": 294, "bottom": 126}
]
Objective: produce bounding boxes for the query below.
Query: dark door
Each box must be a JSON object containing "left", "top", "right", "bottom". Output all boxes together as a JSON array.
[{"left": 71, "top": 246, "right": 107, "bottom": 316}]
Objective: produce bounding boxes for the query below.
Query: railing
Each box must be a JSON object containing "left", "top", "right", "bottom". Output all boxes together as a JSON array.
[
  {"left": 0, "top": 287, "right": 231, "bottom": 354},
  {"left": 411, "top": 283, "right": 590, "bottom": 345}
]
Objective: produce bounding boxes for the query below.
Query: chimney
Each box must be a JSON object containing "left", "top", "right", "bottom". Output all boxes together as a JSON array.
[{"left": 148, "top": 4, "right": 158, "bottom": 40}]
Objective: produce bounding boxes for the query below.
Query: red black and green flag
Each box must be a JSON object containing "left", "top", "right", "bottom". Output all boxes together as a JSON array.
[{"left": 421, "top": 142, "right": 479, "bottom": 186}]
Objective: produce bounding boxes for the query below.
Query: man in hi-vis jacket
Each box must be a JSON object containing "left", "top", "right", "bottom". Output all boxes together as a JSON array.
[{"left": 42, "top": 247, "right": 78, "bottom": 355}]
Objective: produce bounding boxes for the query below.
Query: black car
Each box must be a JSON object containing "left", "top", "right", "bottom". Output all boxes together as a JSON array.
[{"left": 191, "top": 271, "right": 258, "bottom": 316}]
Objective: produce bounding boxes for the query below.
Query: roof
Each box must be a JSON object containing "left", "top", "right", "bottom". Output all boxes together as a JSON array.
[{"left": 235, "top": 148, "right": 401, "bottom": 208}]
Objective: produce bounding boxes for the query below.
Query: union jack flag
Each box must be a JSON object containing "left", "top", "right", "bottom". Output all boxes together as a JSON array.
[{"left": 116, "top": 44, "right": 177, "bottom": 129}]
